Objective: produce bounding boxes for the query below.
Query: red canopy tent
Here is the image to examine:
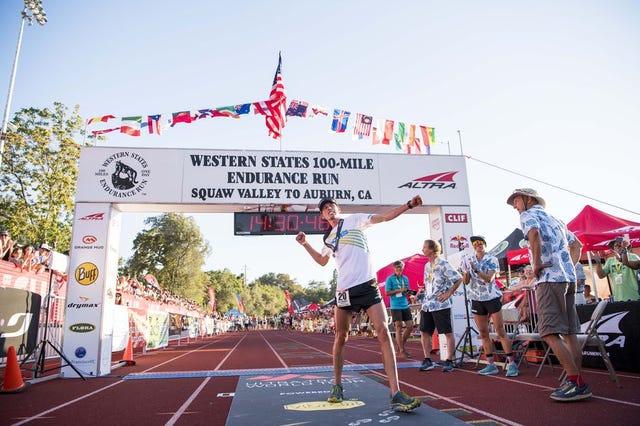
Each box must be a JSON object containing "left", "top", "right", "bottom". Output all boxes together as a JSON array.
[
  {"left": 507, "top": 248, "right": 530, "bottom": 265},
  {"left": 567, "top": 205, "right": 640, "bottom": 251},
  {"left": 376, "top": 253, "right": 427, "bottom": 307}
]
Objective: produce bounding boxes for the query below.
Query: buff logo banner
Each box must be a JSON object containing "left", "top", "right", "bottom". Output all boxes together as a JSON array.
[{"left": 0, "top": 288, "right": 41, "bottom": 357}]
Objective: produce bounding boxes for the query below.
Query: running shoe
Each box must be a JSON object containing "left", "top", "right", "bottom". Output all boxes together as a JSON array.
[
  {"left": 478, "top": 363, "right": 499, "bottom": 375},
  {"left": 442, "top": 360, "right": 454, "bottom": 372},
  {"left": 506, "top": 363, "right": 519, "bottom": 377},
  {"left": 390, "top": 391, "right": 421, "bottom": 412},
  {"left": 327, "top": 384, "right": 344, "bottom": 403},
  {"left": 419, "top": 358, "right": 434, "bottom": 371},
  {"left": 549, "top": 380, "right": 592, "bottom": 402}
]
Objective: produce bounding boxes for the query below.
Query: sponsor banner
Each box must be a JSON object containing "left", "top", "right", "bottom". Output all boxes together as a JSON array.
[
  {"left": 76, "top": 147, "right": 471, "bottom": 207},
  {"left": 577, "top": 301, "right": 640, "bottom": 373},
  {"left": 0, "top": 288, "right": 41, "bottom": 357},
  {"left": 0, "top": 261, "right": 57, "bottom": 297},
  {"left": 62, "top": 203, "right": 113, "bottom": 377},
  {"left": 112, "top": 304, "right": 129, "bottom": 352},
  {"left": 440, "top": 206, "right": 473, "bottom": 258},
  {"left": 146, "top": 311, "right": 169, "bottom": 349}
]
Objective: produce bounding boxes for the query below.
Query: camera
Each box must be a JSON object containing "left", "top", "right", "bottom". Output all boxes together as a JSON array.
[{"left": 407, "top": 289, "right": 417, "bottom": 296}]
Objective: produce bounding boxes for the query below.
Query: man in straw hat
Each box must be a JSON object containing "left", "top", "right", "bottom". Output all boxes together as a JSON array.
[{"left": 507, "top": 188, "right": 590, "bottom": 401}]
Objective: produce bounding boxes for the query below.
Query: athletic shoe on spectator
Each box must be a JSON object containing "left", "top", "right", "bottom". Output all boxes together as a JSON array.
[
  {"left": 419, "top": 358, "right": 434, "bottom": 371},
  {"left": 506, "top": 363, "right": 519, "bottom": 377},
  {"left": 478, "top": 363, "right": 499, "bottom": 375},
  {"left": 550, "top": 380, "right": 592, "bottom": 401},
  {"left": 442, "top": 360, "right": 454, "bottom": 372}
]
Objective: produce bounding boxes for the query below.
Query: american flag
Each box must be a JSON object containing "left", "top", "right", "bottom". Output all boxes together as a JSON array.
[
  {"left": 353, "top": 113, "right": 373, "bottom": 138},
  {"left": 256, "top": 53, "right": 287, "bottom": 139}
]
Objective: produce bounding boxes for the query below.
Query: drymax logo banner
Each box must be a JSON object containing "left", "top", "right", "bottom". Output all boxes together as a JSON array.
[{"left": 398, "top": 171, "right": 458, "bottom": 189}]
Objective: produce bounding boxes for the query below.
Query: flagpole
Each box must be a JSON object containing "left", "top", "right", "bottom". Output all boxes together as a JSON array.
[{"left": 457, "top": 129, "right": 464, "bottom": 156}]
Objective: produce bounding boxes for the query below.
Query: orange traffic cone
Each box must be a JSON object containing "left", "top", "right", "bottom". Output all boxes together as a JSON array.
[
  {"left": 119, "top": 336, "right": 136, "bottom": 366},
  {"left": 1, "top": 346, "right": 29, "bottom": 393}
]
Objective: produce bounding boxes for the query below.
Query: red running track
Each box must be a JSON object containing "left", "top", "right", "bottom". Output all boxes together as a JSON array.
[{"left": 1, "top": 330, "right": 639, "bottom": 425}]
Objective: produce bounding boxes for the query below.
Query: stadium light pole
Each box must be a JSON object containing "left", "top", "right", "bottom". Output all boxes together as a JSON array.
[{"left": 0, "top": 0, "right": 47, "bottom": 171}]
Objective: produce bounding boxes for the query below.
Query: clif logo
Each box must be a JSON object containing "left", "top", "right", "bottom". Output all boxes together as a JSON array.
[
  {"left": 398, "top": 172, "right": 458, "bottom": 189},
  {"left": 79, "top": 213, "right": 105, "bottom": 221}
]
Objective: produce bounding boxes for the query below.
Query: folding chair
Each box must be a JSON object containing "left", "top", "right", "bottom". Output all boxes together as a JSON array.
[
  {"left": 509, "top": 289, "right": 556, "bottom": 376},
  {"left": 559, "top": 299, "right": 621, "bottom": 387}
]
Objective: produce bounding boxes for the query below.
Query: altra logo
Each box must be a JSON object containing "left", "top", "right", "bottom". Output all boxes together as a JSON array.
[
  {"left": 398, "top": 171, "right": 458, "bottom": 189},
  {"left": 79, "top": 213, "right": 105, "bottom": 221}
]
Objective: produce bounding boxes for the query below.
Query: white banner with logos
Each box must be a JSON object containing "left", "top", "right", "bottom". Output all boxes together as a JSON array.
[
  {"left": 61, "top": 203, "right": 119, "bottom": 378},
  {"left": 76, "top": 148, "right": 470, "bottom": 208}
]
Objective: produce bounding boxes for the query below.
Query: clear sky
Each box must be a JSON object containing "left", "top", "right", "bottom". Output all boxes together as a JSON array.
[{"left": 1, "top": 1, "right": 638, "bottom": 286}]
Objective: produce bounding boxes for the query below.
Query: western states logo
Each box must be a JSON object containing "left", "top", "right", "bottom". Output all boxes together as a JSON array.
[
  {"left": 94, "top": 151, "right": 150, "bottom": 198},
  {"left": 398, "top": 171, "right": 458, "bottom": 189},
  {"left": 75, "top": 262, "right": 99, "bottom": 286},
  {"left": 73, "top": 235, "right": 105, "bottom": 250}
]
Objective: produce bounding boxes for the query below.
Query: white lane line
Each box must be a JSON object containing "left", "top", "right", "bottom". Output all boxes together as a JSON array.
[
  {"left": 10, "top": 336, "right": 234, "bottom": 425},
  {"left": 164, "top": 377, "right": 212, "bottom": 426},
  {"left": 260, "top": 331, "right": 289, "bottom": 368}
]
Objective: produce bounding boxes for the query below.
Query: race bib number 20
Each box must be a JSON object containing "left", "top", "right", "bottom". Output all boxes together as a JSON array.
[{"left": 336, "top": 290, "right": 351, "bottom": 307}]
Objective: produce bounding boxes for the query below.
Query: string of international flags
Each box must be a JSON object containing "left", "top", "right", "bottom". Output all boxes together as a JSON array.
[{"left": 85, "top": 53, "right": 436, "bottom": 154}]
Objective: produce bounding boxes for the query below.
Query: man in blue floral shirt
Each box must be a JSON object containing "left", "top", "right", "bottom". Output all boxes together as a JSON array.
[
  {"left": 461, "top": 235, "right": 519, "bottom": 378},
  {"left": 507, "top": 188, "right": 590, "bottom": 402},
  {"left": 418, "top": 239, "right": 462, "bottom": 373}
]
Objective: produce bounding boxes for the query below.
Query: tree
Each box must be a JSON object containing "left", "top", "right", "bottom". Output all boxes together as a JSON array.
[
  {"left": 0, "top": 103, "right": 85, "bottom": 250},
  {"left": 126, "top": 213, "right": 211, "bottom": 303},
  {"left": 205, "top": 269, "right": 245, "bottom": 314}
]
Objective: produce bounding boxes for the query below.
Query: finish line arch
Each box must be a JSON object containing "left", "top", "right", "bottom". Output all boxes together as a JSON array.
[{"left": 61, "top": 147, "right": 474, "bottom": 377}]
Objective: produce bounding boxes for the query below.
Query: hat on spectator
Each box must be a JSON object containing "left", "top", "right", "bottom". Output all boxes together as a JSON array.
[
  {"left": 608, "top": 237, "right": 624, "bottom": 250},
  {"left": 0, "top": 230, "right": 8, "bottom": 236},
  {"left": 318, "top": 197, "right": 337, "bottom": 211},
  {"left": 40, "top": 243, "right": 52, "bottom": 251},
  {"left": 470, "top": 235, "right": 487, "bottom": 245},
  {"left": 506, "top": 188, "right": 546, "bottom": 208}
]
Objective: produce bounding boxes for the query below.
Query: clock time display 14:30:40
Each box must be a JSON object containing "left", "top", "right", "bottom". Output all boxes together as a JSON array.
[{"left": 234, "top": 212, "right": 330, "bottom": 236}]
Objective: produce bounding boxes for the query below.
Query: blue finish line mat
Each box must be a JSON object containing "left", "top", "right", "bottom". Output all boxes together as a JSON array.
[
  {"left": 226, "top": 371, "right": 465, "bottom": 426},
  {"left": 123, "top": 362, "right": 420, "bottom": 380}
]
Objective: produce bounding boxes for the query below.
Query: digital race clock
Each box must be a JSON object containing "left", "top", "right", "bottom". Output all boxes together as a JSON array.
[{"left": 234, "top": 212, "right": 330, "bottom": 236}]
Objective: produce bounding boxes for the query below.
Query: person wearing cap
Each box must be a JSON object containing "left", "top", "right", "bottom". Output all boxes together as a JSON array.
[
  {"left": 593, "top": 237, "right": 639, "bottom": 302},
  {"left": 296, "top": 195, "right": 423, "bottom": 412},
  {"left": 33, "top": 243, "right": 52, "bottom": 273},
  {"left": 507, "top": 187, "right": 590, "bottom": 401},
  {"left": 461, "top": 235, "right": 519, "bottom": 378}
]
